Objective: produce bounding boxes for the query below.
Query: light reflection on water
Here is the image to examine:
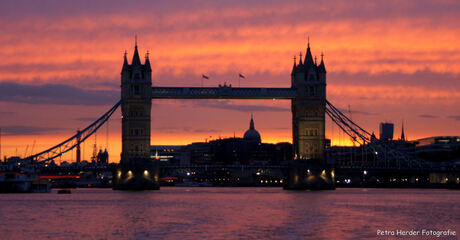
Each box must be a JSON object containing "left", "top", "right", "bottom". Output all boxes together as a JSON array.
[{"left": 0, "top": 188, "right": 458, "bottom": 239}]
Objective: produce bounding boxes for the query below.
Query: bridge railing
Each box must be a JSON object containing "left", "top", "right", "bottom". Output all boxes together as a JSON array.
[{"left": 152, "top": 86, "right": 297, "bottom": 99}]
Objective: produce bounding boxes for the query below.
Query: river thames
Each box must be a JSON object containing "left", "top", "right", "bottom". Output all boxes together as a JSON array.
[{"left": 0, "top": 188, "right": 458, "bottom": 239}]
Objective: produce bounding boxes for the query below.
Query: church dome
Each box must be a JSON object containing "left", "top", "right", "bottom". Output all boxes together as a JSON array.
[{"left": 243, "top": 115, "right": 261, "bottom": 143}]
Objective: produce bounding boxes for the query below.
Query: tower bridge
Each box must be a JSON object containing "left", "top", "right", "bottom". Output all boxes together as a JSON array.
[
  {"left": 114, "top": 40, "right": 331, "bottom": 190},
  {"left": 24, "top": 40, "right": 433, "bottom": 190}
]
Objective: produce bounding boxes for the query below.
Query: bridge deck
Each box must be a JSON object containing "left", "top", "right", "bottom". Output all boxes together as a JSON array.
[{"left": 152, "top": 86, "right": 297, "bottom": 99}]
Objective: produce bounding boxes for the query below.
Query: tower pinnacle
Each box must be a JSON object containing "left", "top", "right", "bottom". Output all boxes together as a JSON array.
[
  {"left": 291, "top": 55, "right": 297, "bottom": 75},
  {"left": 132, "top": 41, "right": 141, "bottom": 66},
  {"left": 122, "top": 50, "right": 129, "bottom": 71},
  {"left": 304, "top": 39, "right": 314, "bottom": 66},
  {"left": 401, "top": 121, "right": 406, "bottom": 141},
  {"left": 318, "top": 52, "right": 326, "bottom": 73}
]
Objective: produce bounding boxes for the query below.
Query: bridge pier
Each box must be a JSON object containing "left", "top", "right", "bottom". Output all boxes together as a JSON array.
[
  {"left": 283, "top": 160, "right": 335, "bottom": 190},
  {"left": 113, "top": 160, "right": 160, "bottom": 190}
]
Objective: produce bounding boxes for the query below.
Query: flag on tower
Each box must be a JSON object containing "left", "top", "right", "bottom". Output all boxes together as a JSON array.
[
  {"left": 239, "top": 73, "right": 245, "bottom": 79},
  {"left": 202, "top": 74, "right": 209, "bottom": 79}
]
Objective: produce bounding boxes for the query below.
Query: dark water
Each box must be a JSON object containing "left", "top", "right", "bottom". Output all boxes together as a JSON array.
[{"left": 0, "top": 188, "right": 458, "bottom": 240}]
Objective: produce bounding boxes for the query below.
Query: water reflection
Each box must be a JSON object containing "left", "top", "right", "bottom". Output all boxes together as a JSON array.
[{"left": 0, "top": 188, "right": 458, "bottom": 239}]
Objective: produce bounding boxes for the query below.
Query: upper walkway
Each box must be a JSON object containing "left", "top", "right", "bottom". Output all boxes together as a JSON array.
[{"left": 151, "top": 85, "right": 297, "bottom": 99}]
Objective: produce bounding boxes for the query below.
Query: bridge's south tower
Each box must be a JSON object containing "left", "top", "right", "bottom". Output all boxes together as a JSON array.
[
  {"left": 113, "top": 43, "right": 159, "bottom": 190},
  {"left": 285, "top": 41, "right": 334, "bottom": 190},
  {"left": 291, "top": 42, "right": 326, "bottom": 161}
]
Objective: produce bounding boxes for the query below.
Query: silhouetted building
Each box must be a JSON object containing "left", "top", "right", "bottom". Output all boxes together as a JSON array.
[
  {"left": 151, "top": 116, "right": 293, "bottom": 166},
  {"left": 400, "top": 122, "right": 406, "bottom": 141},
  {"left": 243, "top": 115, "right": 261, "bottom": 143},
  {"left": 379, "top": 122, "right": 394, "bottom": 141},
  {"left": 150, "top": 145, "right": 184, "bottom": 165},
  {"left": 96, "top": 149, "right": 109, "bottom": 164}
]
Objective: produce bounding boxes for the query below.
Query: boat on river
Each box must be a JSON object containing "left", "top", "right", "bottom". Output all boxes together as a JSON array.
[{"left": 0, "top": 158, "right": 51, "bottom": 193}]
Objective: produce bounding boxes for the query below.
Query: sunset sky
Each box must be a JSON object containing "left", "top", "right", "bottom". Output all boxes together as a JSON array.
[{"left": 0, "top": 0, "right": 459, "bottom": 163}]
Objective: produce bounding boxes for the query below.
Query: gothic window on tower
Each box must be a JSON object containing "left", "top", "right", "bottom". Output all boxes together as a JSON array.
[
  {"left": 134, "top": 73, "right": 140, "bottom": 80},
  {"left": 305, "top": 128, "right": 319, "bottom": 136},
  {"left": 134, "top": 85, "right": 140, "bottom": 95}
]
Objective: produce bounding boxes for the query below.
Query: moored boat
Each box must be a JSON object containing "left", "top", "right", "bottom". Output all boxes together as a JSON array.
[{"left": 0, "top": 158, "right": 51, "bottom": 193}]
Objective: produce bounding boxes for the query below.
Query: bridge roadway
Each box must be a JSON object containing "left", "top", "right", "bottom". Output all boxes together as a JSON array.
[
  {"left": 151, "top": 86, "right": 297, "bottom": 99},
  {"left": 37, "top": 164, "right": 457, "bottom": 174}
]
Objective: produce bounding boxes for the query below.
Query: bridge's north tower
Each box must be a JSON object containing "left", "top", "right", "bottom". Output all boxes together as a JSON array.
[{"left": 113, "top": 43, "right": 160, "bottom": 190}]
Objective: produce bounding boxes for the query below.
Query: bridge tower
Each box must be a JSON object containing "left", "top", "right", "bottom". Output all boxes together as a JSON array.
[
  {"left": 284, "top": 41, "right": 335, "bottom": 190},
  {"left": 113, "top": 43, "right": 159, "bottom": 190}
]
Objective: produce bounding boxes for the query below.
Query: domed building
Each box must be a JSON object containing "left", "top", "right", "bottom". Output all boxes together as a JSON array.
[{"left": 243, "top": 115, "right": 261, "bottom": 143}]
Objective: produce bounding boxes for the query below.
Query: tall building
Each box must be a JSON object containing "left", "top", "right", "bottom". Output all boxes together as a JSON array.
[
  {"left": 114, "top": 42, "right": 159, "bottom": 190},
  {"left": 120, "top": 44, "right": 152, "bottom": 162},
  {"left": 290, "top": 40, "right": 326, "bottom": 161},
  {"left": 379, "top": 122, "right": 394, "bottom": 141}
]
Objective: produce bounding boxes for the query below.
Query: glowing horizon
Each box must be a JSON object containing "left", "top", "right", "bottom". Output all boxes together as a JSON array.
[{"left": 1, "top": 0, "right": 459, "bottom": 163}]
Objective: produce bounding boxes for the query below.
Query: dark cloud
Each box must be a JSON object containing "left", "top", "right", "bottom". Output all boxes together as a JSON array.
[
  {"left": 1, "top": 125, "right": 67, "bottom": 136},
  {"left": 0, "top": 61, "right": 114, "bottom": 74},
  {"left": 0, "top": 111, "right": 15, "bottom": 115},
  {"left": 1, "top": 0, "right": 458, "bottom": 29},
  {"left": 328, "top": 69, "right": 460, "bottom": 89},
  {"left": 447, "top": 115, "right": 460, "bottom": 121},
  {"left": 419, "top": 114, "right": 438, "bottom": 119},
  {"left": 0, "top": 82, "right": 118, "bottom": 106},
  {"left": 86, "top": 81, "right": 119, "bottom": 90}
]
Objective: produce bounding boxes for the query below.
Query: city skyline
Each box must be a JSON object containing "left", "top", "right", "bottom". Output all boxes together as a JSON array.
[{"left": 1, "top": 0, "right": 459, "bottom": 162}]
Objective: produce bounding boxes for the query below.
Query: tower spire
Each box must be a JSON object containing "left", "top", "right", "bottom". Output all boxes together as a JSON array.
[
  {"left": 250, "top": 114, "right": 255, "bottom": 130},
  {"left": 304, "top": 38, "right": 314, "bottom": 66},
  {"left": 291, "top": 55, "right": 297, "bottom": 75},
  {"left": 122, "top": 50, "right": 129, "bottom": 72},
  {"left": 401, "top": 121, "right": 406, "bottom": 141},
  {"left": 144, "top": 50, "right": 151, "bottom": 71},
  {"left": 318, "top": 52, "right": 326, "bottom": 73},
  {"left": 132, "top": 37, "right": 141, "bottom": 66}
]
